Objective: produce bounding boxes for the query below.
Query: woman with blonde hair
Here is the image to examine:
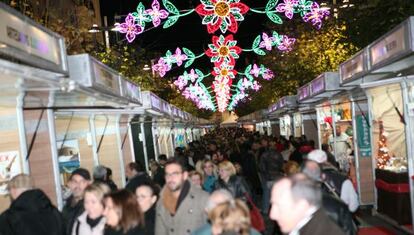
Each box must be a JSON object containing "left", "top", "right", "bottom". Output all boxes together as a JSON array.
[
  {"left": 208, "top": 200, "right": 251, "bottom": 235},
  {"left": 72, "top": 182, "right": 110, "bottom": 235},
  {"left": 214, "top": 161, "right": 251, "bottom": 200},
  {"left": 200, "top": 159, "right": 218, "bottom": 193},
  {"left": 103, "top": 189, "right": 145, "bottom": 235}
]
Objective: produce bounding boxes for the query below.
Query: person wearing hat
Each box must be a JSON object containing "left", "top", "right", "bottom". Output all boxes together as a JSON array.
[
  {"left": 63, "top": 168, "right": 91, "bottom": 235},
  {"left": 307, "top": 150, "right": 359, "bottom": 212}
]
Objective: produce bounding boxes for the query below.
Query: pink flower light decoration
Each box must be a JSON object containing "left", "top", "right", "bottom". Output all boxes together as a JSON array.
[
  {"left": 173, "top": 48, "right": 187, "bottom": 66},
  {"left": 252, "top": 81, "right": 261, "bottom": 91},
  {"left": 250, "top": 64, "right": 261, "bottom": 77},
  {"left": 277, "top": 35, "right": 296, "bottom": 52},
  {"left": 174, "top": 76, "right": 188, "bottom": 90},
  {"left": 188, "top": 69, "right": 199, "bottom": 83},
  {"left": 263, "top": 69, "right": 274, "bottom": 80},
  {"left": 259, "top": 33, "right": 276, "bottom": 51},
  {"left": 114, "top": 13, "right": 143, "bottom": 43},
  {"left": 152, "top": 58, "right": 171, "bottom": 77},
  {"left": 276, "top": 0, "right": 299, "bottom": 19},
  {"left": 145, "top": 0, "right": 169, "bottom": 27},
  {"left": 303, "top": 2, "right": 330, "bottom": 29}
]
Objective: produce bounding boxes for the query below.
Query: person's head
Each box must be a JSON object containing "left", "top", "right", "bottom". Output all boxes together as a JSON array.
[
  {"left": 69, "top": 168, "right": 91, "bottom": 199},
  {"left": 189, "top": 171, "right": 203, "bottom": 188},
  {"left": 270, "top": 174, "right": 322, "bottom": 233},
  {"left": 106, "top": 167, "right": 113, "bottom": 181},
  {"left": 335, "top": 125, "right": 342, "bottom": 136},
  {"left": 209, "top": 200, "right": 251, "bottom": 235},
  {"left": 260, "top": 138, "right": 269, "bottom": 148},
  {"left": 218, "top": 161, "right": 236, "bottom": 182},
  {"left": 84, "top": 183, "right": 111, "bottom": 219},
  {"left": 93, "top": 165, "right": 107, "bottom": 181},
  {"left": 201, "top": 159, "right": 216, "bottom": 177},
  {"left": 301, "top": 160, "right": 322, "bottom": 182},
  {"left": 135, "top": 182, "right": 159, "bottom": 213},
  {"left": 306, "top": 150, "right": 327, "bottom": 164},
  {"left": 103, "top": 190, "right": 144, "bottom": 233},
  {"left": 126, "top": 162, "right": 144, "bottom": 179},
  {"left": 283, "top": 161, "right": 300, "bottom": 176},
  {"left": 205, "top": 189, "right": 234, "bottom": 213},
  {"left": 208, "top": 142, "right": 218, "bottom": 152},
  {"left": 158, "top": 154, "right": 167, "bottom": 166},
  {"left": 164, "top": 157, "right": 188, "bottom": 192},
  {"left": 321, "top": 143, "right": 330, "bottom": 152},
  {"left": 7, "top": 174, "right": 34, "bottom": 200}
]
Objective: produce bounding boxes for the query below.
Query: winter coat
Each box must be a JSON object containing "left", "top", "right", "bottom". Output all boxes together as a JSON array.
[
  {"left": 62, "top": 196, "right": 84, "bottom": 235},
  {"left": 72, "top": 211, "right": 106, "bottom": 235},
  {"left": 155, "top": 181, "right": 209, "bottom": 235},
  {"left": 214, "top": 175, "right": 251, "bottom": 200},
  {"left": 143, "top": 205, "right": 156, "bottom": 235},
  {"left": 322, "top": 193, "right": 357, "bottom": 235},
  {"left": 299, "top": 209, "right": 346, "bottom": 235},
  {"left": 0, "top": 189, "right": 64, "bottom": 235},
  {"left": 259, "top": 149, "right": 284, "bottom": 182},
  {"left": 202, "top": 175, "right": 217, "bottom": 193},
  {"left": 104, "top": 226, "right": 145, "bottom": 235},
  {"left": 125, "top": 172, "right": 151, "bottom": 193}
]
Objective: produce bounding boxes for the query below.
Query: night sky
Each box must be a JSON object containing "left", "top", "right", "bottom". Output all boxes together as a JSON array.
[{"left": 101, "top": 1, "right": 272, "bottom": 56}]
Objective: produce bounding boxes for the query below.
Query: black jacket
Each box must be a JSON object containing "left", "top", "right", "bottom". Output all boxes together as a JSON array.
[
  {"left": 143, "top": 205, "right": 156, "bottom": 235},
  {"left": 0, "top": 189, "right": 64, "bottom": 235},
  {"left": 214, "top": 175, "right": 251, "bottom": 200},
  {"left": 62, "top": 196, "right": 84, "bottom": 235},
  {"left": 322, "top": 166, "right": 348, "bottom": 196},
  {"left": 259, "top": 150, "right": 284, "bottom": 182},
  {"left": 322, "top": 193, "right": 357, "bottom": 235},
  {"left": 300, "top": 209, "right": 346, "bottom": 235}
]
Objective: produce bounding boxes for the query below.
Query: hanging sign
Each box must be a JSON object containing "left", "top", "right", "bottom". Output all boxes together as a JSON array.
[
  {"left": 340, "top": 51, "right": 365, "bottom": 83},
  {"left": 311, "top": 75, "right": 326, "bottom": 95},
  {"left": 298, "top": 84, "right": 311, "bottom": 101},
  {"left": 356, "top": 115, "right": 372, "bottom": 157}
]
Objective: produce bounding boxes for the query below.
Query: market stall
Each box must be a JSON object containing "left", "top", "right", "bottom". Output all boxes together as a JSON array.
[
  {"left": 296, "top": 84, "right": 319, "bottom": 147},
  {"left": 0, "top": 3, "right": 69, "bottom": 211},
  {"left": 268, "top": 96, "right": 297, "bottom": 139},
  {"left": 359, "top": 16, "right": 414, "bottom": 228}
]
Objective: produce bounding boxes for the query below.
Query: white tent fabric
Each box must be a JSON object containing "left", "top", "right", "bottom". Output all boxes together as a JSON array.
[
  {"left": 367, "top": 83, "right": 407, "bottom": 164},
  {"left": 220, "top": 111, "right": 238, "bottom": 126}
]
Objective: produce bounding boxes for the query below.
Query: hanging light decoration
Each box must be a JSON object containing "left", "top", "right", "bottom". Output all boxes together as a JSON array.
[{"left": 119, "top": 0, "right": 329, "bottom": 112}]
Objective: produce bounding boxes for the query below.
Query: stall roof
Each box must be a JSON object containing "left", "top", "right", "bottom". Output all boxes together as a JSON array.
[
  {"left": 367, "top": 16, "right": 414, "bottom": 77},
  {"left": 268, "top": 95, "right": 297, "bottom": 117},
  {"left": 339, "top": 48, "right": 369, "bottom": 86},
  {"left": 141, "top": 91, "right": 168, "bottom": 116},
  {"left": 0, "top": 2, "right": 68, "bottom": 75},
  {"left": 119, "top": 76, "right": 142, "bottom": 106}
]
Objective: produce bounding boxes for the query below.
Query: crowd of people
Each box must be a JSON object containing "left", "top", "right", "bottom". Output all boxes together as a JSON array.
[{"left": 0, "top": 127, "right": 360, "bottom": 235}]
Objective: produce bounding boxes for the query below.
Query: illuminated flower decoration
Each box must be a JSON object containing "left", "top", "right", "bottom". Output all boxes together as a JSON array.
[
  {"left": 206, "top": 35, "right": 241, "bottom": 66},
  {"left": 114, "top": 14, "right": 143, "bottom": 43},
  {"left": 276, "top": 0, "right": 299, "bottom": 19},
  {"left": 195, "top": 0, "right": 250, "bottom": 34},
  {"left": 250, "top": 64, "right": 261, "bottom": 77},
  {"left": 277, "top": 35, "right": 296, "bottom": 51},
  {"left": 241, "top": 77, "right": 253, "bottom": 90},
  {"left": 187, "top": 69, "right": 199, "bottom": 82},
  {"left": 173, "top": 48, "right": 188, "bottom": 66},
  {"left": 302, "top": 2, "right": 330, "bottom": 29},
  {"left": 212, "top": 63, "right": 237, "bottom": 80},
  {"left": 152, "top": 58, "right": 171, "bottom": 77},
  {"left": 145, "top": 0, "right": 169, "bottom": 27},
  {"left": 259, "top": 33, "right": 276, "bottom": 51},
  {"left": 262, "top": 69, "right": 274, "bottom": 80},
  {"left": 252, "top": 81, "right": 261, "bottom": 91},
  {"left": 174, "top": 76, "right": 188, "bottom": 90},
  {"left": 132, "top": 3, "right": 152, "bottom": 27}
]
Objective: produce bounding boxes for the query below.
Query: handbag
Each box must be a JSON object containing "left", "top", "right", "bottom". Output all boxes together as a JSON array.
[{"left": 244, "top": 193, "right": 265, "bottom": 232}]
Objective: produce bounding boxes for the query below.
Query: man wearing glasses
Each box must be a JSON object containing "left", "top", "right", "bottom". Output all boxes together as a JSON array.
[{"left": 155, "top": 157, "right": 209, "bottom": 235}]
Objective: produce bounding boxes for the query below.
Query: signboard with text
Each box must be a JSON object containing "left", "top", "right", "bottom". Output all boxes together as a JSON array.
[{"left": 356, "top": 115, "right": 372, "bottom": 157}]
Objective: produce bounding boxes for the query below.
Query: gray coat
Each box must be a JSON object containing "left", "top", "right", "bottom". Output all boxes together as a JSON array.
[{"left": 155, "top": 181, "right": 209, "bottom": 235}]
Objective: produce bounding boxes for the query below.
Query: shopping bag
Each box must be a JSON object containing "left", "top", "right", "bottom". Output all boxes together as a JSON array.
[{"left": 245, "top": 193, "right": 265, "bottom": 232}]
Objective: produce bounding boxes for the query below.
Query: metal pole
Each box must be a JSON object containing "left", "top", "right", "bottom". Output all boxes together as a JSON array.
[
  {"left": 350, "top": 96, "right": 363, "bottom": 205},
  {"left": 104, "top": 16, "right": 110, "bottom": 50},
  {"left": 89, "top": 115, "right": 99, "bottom": 166},
  {"left": 115, "top": 115, "right": 126, "bottom": 187},
  {"left": 140, "top": 121, "right": 149, "bottom": 172},
  {"left": 46, "top": 108, "right": 64, "bottom": 210},
  {"left": 16, "top": 92, "right": 30, "bottom": 174}
]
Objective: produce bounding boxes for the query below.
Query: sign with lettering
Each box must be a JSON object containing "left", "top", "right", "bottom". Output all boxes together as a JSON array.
[
  {"left": 298, "top": 85, "right": 310, "bottom": 101},
  {"left": 0, "top": 6, "right": 62, "bottom": 67},
  {"left": 278, "top": 97, "right": 286, "bottom": 108},
  {"left": 311, "top": 75, "right": 325, "bottom": 95},
  {"left": 150, "top": 93, "right": 162, "bottom": 111},
  {"left": 92, "top": 61, "right": 120, "bottom": 95},
  {"left": 125, "top": 81, "right": 141, "bottom": 103},
  {"left": 340, "top": 51, "right": 365, "bottom": 82},
  {"left": 356, "top": 115, "right": 371, "bottom": 157},
  {"left": 370, "top": 26, "right": 407, "bottom": 68}
]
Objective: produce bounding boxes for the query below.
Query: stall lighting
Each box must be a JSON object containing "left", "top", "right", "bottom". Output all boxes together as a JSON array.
[{"left": 88, "top": 24, "right": 100, "bottom": 33}]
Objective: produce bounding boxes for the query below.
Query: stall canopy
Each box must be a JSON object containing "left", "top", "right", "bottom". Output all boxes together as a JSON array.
[
  {"left": 221, "top": 111, "right": 239, "bottom": 127},
  {"left": 268, "top": 95, "right": 297, "bottom": 118},
  {"left": 141, "top": 91, "right": 170, "bottom": 117},
  {"left": 339, "top": 48, "right": 369, "bottom": 86}
]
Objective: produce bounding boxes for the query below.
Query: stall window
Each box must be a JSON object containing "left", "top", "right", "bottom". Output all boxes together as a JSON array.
[{"left": 367, "top": 83, "right": 407, "bottom": 172}]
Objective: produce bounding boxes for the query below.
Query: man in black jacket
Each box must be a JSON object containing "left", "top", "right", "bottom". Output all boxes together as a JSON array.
[
  {"left": 302, "top": 160, "right": 357, "bottom": 235},
  {"left": 62, "top": 168, "right": 91, "bottom": 235},
  {"left": 0, "top": 174, "right": 64, "bottom": 235},
  {"left": 125, "top": 162, "right": 151, "bottom": 193}
]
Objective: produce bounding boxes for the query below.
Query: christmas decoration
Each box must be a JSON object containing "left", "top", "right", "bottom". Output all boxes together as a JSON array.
[
  {"left": 119, "top": 0, "right": 329, "bottom": 111},
  {"left": 376, "top": 121, "right": 390, "bottom": 169}
]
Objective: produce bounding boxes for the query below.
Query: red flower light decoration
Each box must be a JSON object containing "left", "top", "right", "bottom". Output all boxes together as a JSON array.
[
  {"left": 195, "top": 0, "right": 249, "bottom": 34},
  {"left": 205, "top": 34, "right": 241, "bottom": 66}
]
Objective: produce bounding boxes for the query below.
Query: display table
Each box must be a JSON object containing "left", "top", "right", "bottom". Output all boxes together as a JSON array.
[{"left": 375, "top": 169, "right": 412, "bottom": 225}]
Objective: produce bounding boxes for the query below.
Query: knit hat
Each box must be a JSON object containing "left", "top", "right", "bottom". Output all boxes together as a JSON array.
[
  {"left": 307, "top": 150, "right": 327, "bottom": 163},
  {"left": 70, "top": 168, "right": 91, "bottom": 180}
]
